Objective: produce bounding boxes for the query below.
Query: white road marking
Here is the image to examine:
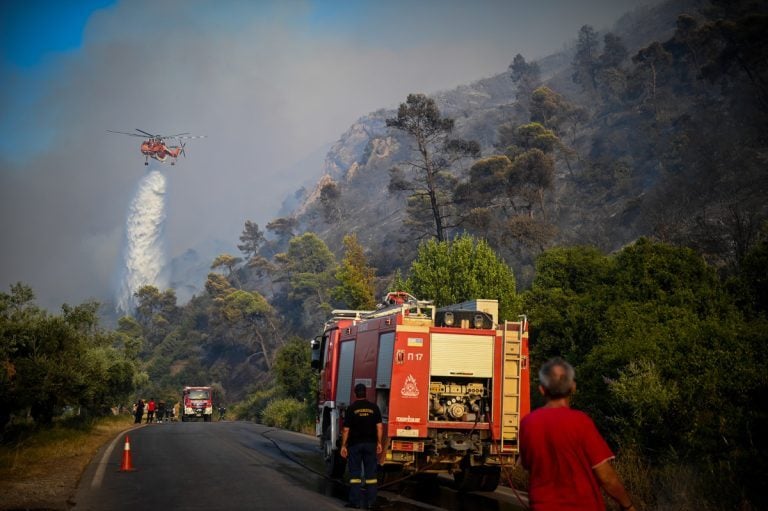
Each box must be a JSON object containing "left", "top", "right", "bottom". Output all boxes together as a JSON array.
[{"left": 91, "top": 426, "right": 144, "bottom": 488}]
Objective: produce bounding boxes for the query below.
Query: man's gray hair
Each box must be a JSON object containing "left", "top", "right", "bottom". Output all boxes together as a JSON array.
[{"left": 538, "top": 357, "right": 576, "bottom": 398}]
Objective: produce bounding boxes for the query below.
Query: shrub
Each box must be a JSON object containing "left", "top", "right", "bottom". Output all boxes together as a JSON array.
[
  {"left": 261, "top": 398, "right": 313, "bottom": 432},
  {"left": 231, "top": 387, "right": 278, "bottom": 422}
]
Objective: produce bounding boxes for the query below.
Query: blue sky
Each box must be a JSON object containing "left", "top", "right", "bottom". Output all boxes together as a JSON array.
[
  {"left": 0, "top": 0, "right": 657, "bottom": 163},
  {"left": 0, "top": 0, "right": 662, "bottom": 310},
  {"left": 1, "top": 0, "right": 116, "bottom": 67},
  {"left": 1, "top": 0, "right": 116, "bottom": 157}
]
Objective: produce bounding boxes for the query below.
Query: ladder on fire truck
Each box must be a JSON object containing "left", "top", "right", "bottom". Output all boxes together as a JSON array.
[
  {"left": 329, "top": 294, "right": 435, "bottom": 324},
  {"left": 500, "top": 320, "right": 524, "bottom": 452}
]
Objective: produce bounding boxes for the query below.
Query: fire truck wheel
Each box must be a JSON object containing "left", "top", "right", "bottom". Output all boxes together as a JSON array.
[
  {"left": 479, "top": 467, "right": 501, "bottom": 491},
  {"left": 323, "top": 429, "right": 346, "bottom": 478},
  {"left": 454, "top": 467, "right": 483, "bottom": 492},
  {"left": 324, "top": 442, "right": 345, "bottom": 478}
]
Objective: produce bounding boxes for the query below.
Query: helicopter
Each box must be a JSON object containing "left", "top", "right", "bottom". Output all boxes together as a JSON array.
[{"left": 107, "top": 128, "right": 205, "bottom": 165}]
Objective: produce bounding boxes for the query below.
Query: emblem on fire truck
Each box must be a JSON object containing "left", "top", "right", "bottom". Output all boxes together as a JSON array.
[{"left": 400, "top": 374, "right": 420, "bottom": 398}]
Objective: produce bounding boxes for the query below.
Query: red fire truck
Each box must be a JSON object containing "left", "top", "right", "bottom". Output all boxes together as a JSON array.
[
  {"left": 311, "top": 293, "right": 529, "bottom": 491},
  {"left": 181, "top": 386, "right": 214, "bottom": 422}
]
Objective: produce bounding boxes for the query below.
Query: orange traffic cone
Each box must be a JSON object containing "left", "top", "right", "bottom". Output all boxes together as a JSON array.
[{"left": 118, "top": 435, "right": 136, "bottom": 472}]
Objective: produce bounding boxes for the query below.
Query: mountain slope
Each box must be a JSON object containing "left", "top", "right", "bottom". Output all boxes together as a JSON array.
[{"left": 286, "top": 0, "right": 767, "bottom": 287}]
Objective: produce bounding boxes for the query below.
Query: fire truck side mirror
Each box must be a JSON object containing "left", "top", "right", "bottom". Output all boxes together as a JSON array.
[{"left": 310, "top": 337, "right": 322, "bottom": 369}]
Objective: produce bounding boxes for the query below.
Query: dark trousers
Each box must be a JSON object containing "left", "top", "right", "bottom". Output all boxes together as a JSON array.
[{"left": 347, "top": 442, "right": 378, "bottom": 507}]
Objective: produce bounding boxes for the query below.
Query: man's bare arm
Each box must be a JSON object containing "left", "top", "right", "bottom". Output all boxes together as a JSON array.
[
  {"left": 376, "top": 423, "right": 383, "bottom": 453},
  {"left": 340, "top": 427, "right": 350, "bottom": 458},
  {"left": 593, "top": 460, "right": 635, "bottom": 510}
]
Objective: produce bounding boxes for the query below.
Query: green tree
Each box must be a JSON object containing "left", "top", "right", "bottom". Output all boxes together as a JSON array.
[
  {"left": 529, "top": 87, "right": 568, "bottom": 130},
  {"left": 205, "top": 272, "right": 235, "bottom": 299},
  {"left": 729, "top": 230, "right": 768, "bottom": 317},
  {"left": 386, "top": 93, "right": 480, "bottom": 241},
  {"left": 275, "top": 233, "right": 338, "bottom": 334},
  {"left": 523, "top": 245, "right": 611, "bottom": 371},
  {"left": 1, "top": 285, "right": 138, "bottom": 425},
  {"left": 631, "top": 41, "right": 674, "bottom": 119},
  {"left": 211, "top": 253, "right": 243, "bottom": 288},
  {"left": 494, "top": 123, "right": 559, "bottom": 217},
  {"left": 133, "top": 285, "right": 178, "bottom": 348},
  {"left": 594, "top": 32, "right": 629, "bottom": 108},
  {"left": 332, "top": 234, "right": 377, "bottom": 310},
  {"left": 237, "top": 220, "right": 275, "bottom": 284},
  {"left": 455, "top": 151, "right": 556, "bottom": 257},
  {"left": 134, "top": 286, "right": 177, "bottom": 326},
  {"left": 265, "top": 217, "right": 298, "bottom": 256},
  {"left": 78, "top": 338, "right": 138, "bottom": 416},
  {"left": 572, "top": 24, "right": 600, "bottom": 93},
  {"left": 695, "top": 9, "right": 768, "bottom": 112},
  {"left": 116, "top": 316, "right": 144, "bottom": 360},
  {"left": 527, "top": 87, "right": 589, "bottom": 173},
  {"left": 319, "top": 180, "right": 342, "bottom": 223},
  {"left": 238, "top": 220, "right": 265, "bottom": 260},
  {"left": 406, "top": 234, "right": 518, "bottom": 320},
  {"left": 273, "top": 338, "right": 316, "bottom": 402},
  {"left": 599, "top": 32, "right": 628, "bottom": 68},
  {"left": 454, "top": 155, "right": 512, "bottom": 236},
  {"left": 218, "top": 289, "right": 280, "bottom": 370},
  {"left": 509, "top": 53, "right": 542, "bottom": 108},
  {"left": 524, "top": 239, "right": 766, "bottom": 506},
  {"left": 499, "top": 122, "right": 558, "bottom": 156},
  {"left": 508, "top": 148, "right": 555, "bottom": 218},
  {"left": 387, "top": 268, "right": 408, "bottom": 296},
  {"left": 1, "top": 283, "right": 38, "bottom": 429}
]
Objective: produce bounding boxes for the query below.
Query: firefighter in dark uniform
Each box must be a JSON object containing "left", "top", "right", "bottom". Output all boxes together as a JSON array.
[{"left": 341, "top": 383, "right": 383, "bottom": 509}]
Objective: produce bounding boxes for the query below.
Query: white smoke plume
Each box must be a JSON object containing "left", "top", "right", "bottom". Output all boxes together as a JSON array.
[{"left": 116, "top": 169, "right": 168, "bottom": 314}]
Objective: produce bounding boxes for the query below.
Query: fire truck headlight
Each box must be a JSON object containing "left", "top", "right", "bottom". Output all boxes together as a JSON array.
[
  {"left": 444, "top": 311, "right": 454, "bottom": 326},
  {"left": 473, "top": 314, "right": 484, "bottom": 329}
]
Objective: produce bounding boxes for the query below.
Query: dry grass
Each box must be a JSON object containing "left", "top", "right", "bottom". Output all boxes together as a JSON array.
[
  {"left": 611, "top": 446, "right": 757, "bottom": 511},
  {"left": 613, "top": 445, "right": 654, "bottom": 510},
  {"left": 499, "top": 447, "right": 748, "bottom": 511},
  {"left": 0, "top": 415, "right": 134, "bottom": 510}
]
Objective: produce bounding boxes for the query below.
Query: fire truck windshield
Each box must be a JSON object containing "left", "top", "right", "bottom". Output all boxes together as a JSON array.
[{"left": 188, "top": 390, "right": 209, "bottom": 399}]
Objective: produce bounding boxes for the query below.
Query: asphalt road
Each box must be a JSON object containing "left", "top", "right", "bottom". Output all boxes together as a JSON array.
[
  {"left": 72, "top": 421, "right": 346, "bottom": 511},
  {"left": 71, "top": 420, "right": 527, "bottom": 511}
]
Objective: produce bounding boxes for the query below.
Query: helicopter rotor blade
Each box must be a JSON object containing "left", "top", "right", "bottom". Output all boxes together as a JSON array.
[
  {"left": 135, "top": 128, "right": 156, "bottom": 137},
  {"left": 107, "top": 130, "right": 145, "bottom": 137}
]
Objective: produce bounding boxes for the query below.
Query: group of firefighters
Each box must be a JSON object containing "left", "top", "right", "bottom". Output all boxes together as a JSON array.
[
  {"left": 131, "top": 399, "right": 227, "bottom": 423},
  {"left": 132, "top": 398, "right": 179, "bottom": 424}
]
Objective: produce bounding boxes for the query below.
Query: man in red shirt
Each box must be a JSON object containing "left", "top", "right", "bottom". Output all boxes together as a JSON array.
[
  {"left": 520, "top": 357, "right": 636, "bottom": 511},
  {"left": 146, "top": 398, "right": 156, "bottom": 424}
]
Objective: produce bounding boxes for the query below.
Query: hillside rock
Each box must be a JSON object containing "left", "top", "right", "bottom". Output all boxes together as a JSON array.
[{"left": 286, "top": 0, "right": 765, "bottom": 284}]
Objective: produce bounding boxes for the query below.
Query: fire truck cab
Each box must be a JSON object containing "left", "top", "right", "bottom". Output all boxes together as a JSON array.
[
  {"left": 181, "top": 386, "right": 214, "bottom": 422},
  {"left": 311, "top": 293, "right": 529, "bottom": 491}
]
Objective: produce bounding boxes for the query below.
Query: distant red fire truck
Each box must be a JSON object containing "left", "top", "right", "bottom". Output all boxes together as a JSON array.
[
  {"left": 181, "top": 386, "right": 214, "bottom": 422},
  {"left": 311, "top": 293, "right": 529, "bottom": 491}
]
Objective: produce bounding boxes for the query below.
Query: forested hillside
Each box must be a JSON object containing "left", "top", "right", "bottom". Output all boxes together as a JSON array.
[
  {"left": 293, "top": 0, "right": 767, "bottom": 287},
  {"left": 2, "top": 0, "right": 766, "bottom": 508}
]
